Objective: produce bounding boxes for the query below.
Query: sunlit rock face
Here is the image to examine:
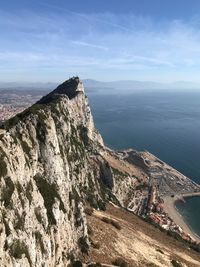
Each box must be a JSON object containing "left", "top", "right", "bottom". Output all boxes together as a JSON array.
[
  {"left": 0, "top": 77, "right": 108, "bottom": 267},
  {"left": 0, "top": 77, "right": 141, "bottom": 267}
]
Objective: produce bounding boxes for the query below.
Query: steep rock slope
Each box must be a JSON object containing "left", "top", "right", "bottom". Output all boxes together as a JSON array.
[
  {"left": 0, "top": 77, "right": 199, "bottom": 267},
  {"left": 0, "top": 77, "right": 114, "bottom": 267}
]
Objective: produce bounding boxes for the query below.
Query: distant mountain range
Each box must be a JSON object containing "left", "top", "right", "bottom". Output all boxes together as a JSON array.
[
  {"left": 1, "top": 79, "right": 200, "bottom": 91},
  {"left": 0, "top": 82, "right": 58, "bottom": 90},
  {"left": 83, "top": 79, "right": 200, "bottom": 90}
]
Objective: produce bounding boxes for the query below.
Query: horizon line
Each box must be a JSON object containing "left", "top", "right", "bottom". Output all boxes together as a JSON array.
[{"left": 1, "top": 79, "right": 200, "bottom": 84}]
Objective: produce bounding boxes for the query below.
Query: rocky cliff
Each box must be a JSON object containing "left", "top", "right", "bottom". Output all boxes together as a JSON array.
[
  {"left": 0, "top": 77, "right": 199, "bottom": 267},
  {"left": 0, "top": 77, "right": 144, "bottom": 266}
]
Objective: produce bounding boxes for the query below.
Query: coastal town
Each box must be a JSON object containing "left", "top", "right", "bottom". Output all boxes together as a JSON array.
[
  {"left": 124, "top": 150, "right": 200, "bottom": 244},
  {"left": 128, "top": 184, "right": 198, "bottom": 243},
  {"left": 0, "top": 105, "right": 25, "bottom": 122},
  {"left": 0, "top": 88, "right": 46, "bottom": 123}
]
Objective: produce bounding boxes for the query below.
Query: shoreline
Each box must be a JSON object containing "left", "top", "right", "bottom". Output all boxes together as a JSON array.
[{"left": 163, "top": 192, "right": 200, "bottom": 243}]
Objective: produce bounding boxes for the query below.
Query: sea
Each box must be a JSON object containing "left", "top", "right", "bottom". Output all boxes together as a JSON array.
[{"left": 87, "top": 88, "right": 200, "bottom": 237}]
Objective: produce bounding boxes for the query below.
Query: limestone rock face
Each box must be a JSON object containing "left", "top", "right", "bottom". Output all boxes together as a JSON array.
[{"left": 0, "top": 77, "right": 108, "bottom": 267}]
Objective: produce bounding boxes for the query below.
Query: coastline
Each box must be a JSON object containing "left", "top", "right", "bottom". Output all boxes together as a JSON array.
[{"left": 163, "top": 193, "right": 200, "bottom": 243}]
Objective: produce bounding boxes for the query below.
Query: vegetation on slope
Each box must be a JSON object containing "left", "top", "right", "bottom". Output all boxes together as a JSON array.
[{"left": 34, "top": 174, "right": 66, "bottom": 225}]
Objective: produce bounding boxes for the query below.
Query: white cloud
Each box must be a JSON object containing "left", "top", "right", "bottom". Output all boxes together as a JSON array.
[
  {"left": 71, "top": 41, "right": 108, "bottom": 51},
  {"left": 1, "top": 8, "right": 200, "bottom": 81}
]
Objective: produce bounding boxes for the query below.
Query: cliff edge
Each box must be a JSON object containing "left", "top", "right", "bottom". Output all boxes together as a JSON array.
[{"left": 0, "top": 77, "right": 200, "bottom": 267}]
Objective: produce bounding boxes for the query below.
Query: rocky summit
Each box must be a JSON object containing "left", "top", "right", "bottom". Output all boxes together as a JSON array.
[{"left": 0, "top": 77, "right": 200, "bottom": 267}]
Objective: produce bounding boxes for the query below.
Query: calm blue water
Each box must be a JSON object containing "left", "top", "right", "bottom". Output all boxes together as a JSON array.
[
  {"left": 87, "top": 89, "right": 200, "bottom": 236},
  {"left": 175, "top": 197, "right": 200, "bottom": 238}
]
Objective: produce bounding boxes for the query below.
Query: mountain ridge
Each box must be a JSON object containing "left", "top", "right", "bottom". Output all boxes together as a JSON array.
[
  {"left": 1, "top": 79, "right": 200, "bottom": 91},
  {"left": 0, "top": 77, "right": 200, "bottom": 267}
]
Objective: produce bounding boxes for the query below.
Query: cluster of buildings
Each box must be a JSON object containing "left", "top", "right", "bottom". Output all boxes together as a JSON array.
[
  {"left": 0, "top": 89, "right": 44, "bottom": 123},
  {"left": 128, "top": 184, "right": 197, "bottom": 243},
  {"left": 0, "top": 105, "right": 26, "bottom": 122},
  {"left": 145, "top": 186, "right": 196, "bottom": 243},
  {"left": 127, "top": 186, "right": 148, "bottom": 215}
]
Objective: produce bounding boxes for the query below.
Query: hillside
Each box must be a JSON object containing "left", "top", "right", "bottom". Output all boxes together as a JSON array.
[
  {"left": 0, "top": 77, "right": 199, "bottom": 267},
  {"left": 85, "top": 204, "right": 200, "bottom": 267}
]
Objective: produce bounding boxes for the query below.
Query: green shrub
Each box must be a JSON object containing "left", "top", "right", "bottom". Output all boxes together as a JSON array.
[
  {"left": 92, "top": 241, "right": 100, "bottom": 249},
  {"left": 101, "top": 217, "right": 110, "bottom": 224},
  {"left": 171, "top": 260, "right": 183, "bottom": 267},
  {"left": 78, "top": 236, "right": 89, "bottom": 254},
  {"left": 87, "top": 263, "right": 102, "bottom": 267},
  {"left": 1, "top": 177, "right": 15, "bottom": 208},
  {"left": 112, "top": 257, "right": 128, "bottom": 267},
  {"left": 101, "top": 217, "right": 121, "bottom": 230},
  {"left": 25, "top": 181, "right": 33, "bottom": 204},
  {"left": 72, "top": 261, "right": 83, "bottom": 267},
  {"left": 3, "top": 217, "right": 11, "bottom": 236},
  {"left": 190, "top": 243, "right": 200, "bottom": 252},
  {"left": 34, "top": 208, "right": 43, "bottom": 224},
  {"left": 156, "top": 248, "right": 164, "bottom": 254},
  {"left": 85, "top": 207, "right": 93, "bottom": 216},
  {"left": 35, "top": 231, "right": 46, "bottom": 254},
  {"left": 34, "top": 174, "right": 66, "bottom": 225},
  {"left": 36, "top": 120, "right": 46, "bottom": 143},
  {"left": 78, "top": 125, "right": 89, "bottom": 146},
  {"left": 97, "top": 199, "right": 106, "bottom": 211},
  {"left": 110, "top": 220, "right": 121, "bottom": 230},
  {"left": 74, "top": 205, "right": 83, "bottom": 227},
  {"left": 9, "top": 239, "right": 31, "bottom": 266},
  {"left": 69, "top": 188, "right": 80, "bottom": 205},
  {"left": 14, "top": 211, "right": 25, "bottom": 231},
  {"left": 20, "top": 139, "right": 31, "bottom": 155},
  {"left": 69, "top": 188, "right": 83, "bottom": 227},
  {"left": 67, "top": 252, "right": 75, "bottom": 263},
  {"left": 0, "top": 147, "right": 7, "bottom": 177},
  {"left": 146, "top": 263, "right": 159, "bottom": 267},
  {"left": 2, "top": 115, "right": 21, "bottom": 130},
  {"left": 86, "top": 193, "right": 99, "bottom": 209},
  {"left": 16, "top": 182, "right": 25, "bottom": 208},
  {"left": 87, "top": 225, "right": 94, "bottom": 236}
]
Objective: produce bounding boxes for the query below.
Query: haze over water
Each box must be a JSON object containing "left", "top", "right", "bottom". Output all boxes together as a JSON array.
[{"left": 88, "top": 89, "right": 200, "bottom": 237}]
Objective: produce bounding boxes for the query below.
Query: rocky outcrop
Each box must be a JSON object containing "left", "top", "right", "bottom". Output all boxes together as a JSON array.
[
  {"left": 0, "top": 77, "right": 199, "bottom": 267},
  {"left": 0, "top": 77, "right": 110, "bottom": 267}
]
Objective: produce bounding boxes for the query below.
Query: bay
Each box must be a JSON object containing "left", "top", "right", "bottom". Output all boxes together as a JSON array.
[
  {"left": 175, "top": 197, "right": 200, "bottom": 238},
  {"left": 87, "top": 89, "right": 200, "bottom": 236}
]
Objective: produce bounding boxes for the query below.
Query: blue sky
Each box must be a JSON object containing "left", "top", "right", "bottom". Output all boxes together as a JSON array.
[{"left": 1, "top": 0, "right": 200, "bottom": 82}]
